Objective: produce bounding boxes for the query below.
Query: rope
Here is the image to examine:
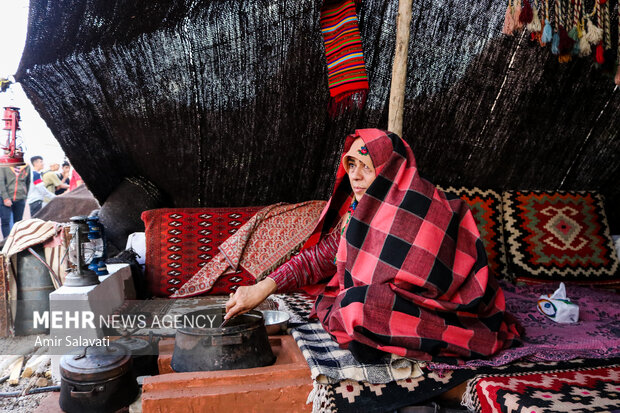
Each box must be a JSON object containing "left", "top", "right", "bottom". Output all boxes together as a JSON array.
[{"left": 602, "top": 0, "right": 611, "bottom": 49}]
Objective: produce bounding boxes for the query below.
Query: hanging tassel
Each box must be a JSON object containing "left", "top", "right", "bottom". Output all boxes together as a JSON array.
[
  {"left": 503, "top": 4, "right": 516, "bottom": 35},
  {"left": 527, "top": 4, "right": 542, "bottom": 32},
  {"left": 542, "top": 19, "right": 553, "bottom": 43},
  {"left": 595, "top": 42, "right": 605, "bottom": 64},
  {"left": 558, "top": 54, "right": 572, "bottom": 63},
  {"left": 513, "top": 2, "right": 523, "bottom": 29},
  {"left": 558, "top": 26, "right": 575, "bottom": 53},
  {"left": 520, "top": 0, "right": 534, "bottom": 25},
  {"left": 568, "top": 26, "right": 580, "bottom": 55},
  {"left": 585, "top": 19, "right": 603, "bottom": 44},
  {"left": 578, "top": 31, "right": 592, "bottom": 56},
  {"left": 551, "top": 32, "right": 560, "bottom": 54}
]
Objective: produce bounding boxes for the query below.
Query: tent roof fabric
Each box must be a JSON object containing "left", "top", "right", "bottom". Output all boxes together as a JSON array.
[{"left": 16, "top": 0, "right": 620, "bottom": 231}]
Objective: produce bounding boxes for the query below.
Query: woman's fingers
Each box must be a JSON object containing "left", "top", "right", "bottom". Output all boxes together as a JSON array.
[{"left": 223, "top": 280, "right": 277, "bottom": 321}]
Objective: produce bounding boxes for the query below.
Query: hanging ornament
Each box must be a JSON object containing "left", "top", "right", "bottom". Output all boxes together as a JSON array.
[
  {"left": 519, "top": 0, "right": 534, "bottom": 25},
  {"left": 542, "top": 19, "right": 553, "bottom": 43},
  {"left": 527, "top": 3, "right": 542, "bottom": 32},
  {"left": 558, "top": 26, "right": 575, "bottom": 53},
  {"left": 513, "top": 1, "right": 524, "bottom": 30},
  {"left": 595, "top": 42, "right": 605, "bottom": 64},
  {"left": 578, "top": 30, "right": 592, "bottom": 56},
  {"left": 551, "top": 32, "right": 560, "bottom": 54},
  {"left": 503, "top": 1, "right": 516, "bottom": 35},
  {"left": 585, "top": 19, "right": 603, "bottom": 44}
]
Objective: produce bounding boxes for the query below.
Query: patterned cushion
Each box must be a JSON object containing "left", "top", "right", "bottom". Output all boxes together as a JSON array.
[
  {"left": 439, "top": 186, "right": 508, "bottom": 279},
  {"left": 502, "top": 190, "right": 620, "bottom": 286},
  {"left": 141, "top": 207, "right": 263, "bottom": 297}
]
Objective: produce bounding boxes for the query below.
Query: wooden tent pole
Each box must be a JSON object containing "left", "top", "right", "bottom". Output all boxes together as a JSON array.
[{"left": 387, "top": 0, "right": 413, "bottom": 137}]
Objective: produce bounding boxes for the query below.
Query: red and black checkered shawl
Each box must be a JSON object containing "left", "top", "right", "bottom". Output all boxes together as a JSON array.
[{"left": 312, "top": 129, "right": 522, "bottom": 364}]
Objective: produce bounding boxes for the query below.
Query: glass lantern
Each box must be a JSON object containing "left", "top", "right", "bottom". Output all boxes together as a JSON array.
[{"left": 64, "top": 216, "right": 100, "bottom": 287}]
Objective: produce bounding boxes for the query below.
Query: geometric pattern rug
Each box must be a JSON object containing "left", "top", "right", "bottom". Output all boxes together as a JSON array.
[
  {"left": 440, "top": 186, "right": 509, "bottom": 280},
  {"left": 464, "top": 359, "right": 620, "bottom": 413},
  {"left": 310, "top": 367, "right": 475, "bottom": 413},
  {"left": 502, "top": 190, "right": 620, "bottom": 287},
  {"left": 142, "top": 206, "right": 263, "bottom": 296}
]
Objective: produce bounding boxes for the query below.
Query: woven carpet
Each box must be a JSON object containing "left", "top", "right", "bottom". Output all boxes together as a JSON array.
[{"left": 464, "top": 358, "right": 620, "bottom": 413}]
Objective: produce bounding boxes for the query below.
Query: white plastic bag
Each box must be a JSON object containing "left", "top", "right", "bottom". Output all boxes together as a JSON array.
[{"left": 537, "top": 282, "right": 579, "bottom": 323}]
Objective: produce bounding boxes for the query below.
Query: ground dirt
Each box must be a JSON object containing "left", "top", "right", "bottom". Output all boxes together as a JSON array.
[{"left": 0, "top": 334, "right": 56, "bottom": 413}]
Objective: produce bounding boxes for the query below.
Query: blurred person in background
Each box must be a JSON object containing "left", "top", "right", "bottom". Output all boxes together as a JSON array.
[
  {"left": 56, "top": 161, "right": 71, "bottom": 195},
  {"left": 0, "top": 162, "right": 31, "bottom": 237},
  {"left": 42, "top": 162, "right": 69, "bottom": 195},
  {"left": 26, "top": 156, "right": 56, "bottom": 217}
]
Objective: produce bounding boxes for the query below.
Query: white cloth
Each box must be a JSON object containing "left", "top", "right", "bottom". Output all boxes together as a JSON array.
[{"left": 125, "top": 232, "right": 146, "bottom": 265}]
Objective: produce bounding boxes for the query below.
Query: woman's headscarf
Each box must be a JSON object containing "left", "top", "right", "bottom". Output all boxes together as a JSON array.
[{"left": 312, "top": 129, "right": 521, "bottom": 363}]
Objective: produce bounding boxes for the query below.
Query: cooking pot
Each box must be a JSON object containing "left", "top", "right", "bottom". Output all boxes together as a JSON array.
[
  {"left": 59, "top": 342, "right": 139, "bottom": 413},
  {"left": 114, "top": 336, "right": 159, "bottom": 377},
  {"left": 171, "top": 306, "right": 275, "bottom": 372}
]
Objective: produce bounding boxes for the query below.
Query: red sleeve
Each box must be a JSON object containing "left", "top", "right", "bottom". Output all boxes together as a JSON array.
[{"left": 268, "top": 231, "right": 339, "bottom": 293}]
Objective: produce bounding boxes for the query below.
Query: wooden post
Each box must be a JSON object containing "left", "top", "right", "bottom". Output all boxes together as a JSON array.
[{"left": 388, "top": 0, "right": 413, "bottom": 138}]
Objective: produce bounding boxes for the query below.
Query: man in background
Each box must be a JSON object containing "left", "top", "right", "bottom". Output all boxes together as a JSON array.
[
  {"left": 56, "top": 161, "right": 71, "bottom": 195},
  {"left": 0, "top": 162, "right": 31, "bottom": 237},
  {"left": 42, "top": 163, "right": 69, "bottom": 195},
  {"left": 26, "top": 156, "right": 56, "bottom": 217}
]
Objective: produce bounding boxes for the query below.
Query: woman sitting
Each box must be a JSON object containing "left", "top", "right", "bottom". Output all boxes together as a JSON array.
[{"left": 226, "top": 128, "right": 521, "bottom": 363}]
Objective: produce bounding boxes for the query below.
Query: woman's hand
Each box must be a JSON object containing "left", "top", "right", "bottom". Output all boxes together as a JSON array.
[{"left": 224, "top": 278, "right": 278, "bottom": 320}]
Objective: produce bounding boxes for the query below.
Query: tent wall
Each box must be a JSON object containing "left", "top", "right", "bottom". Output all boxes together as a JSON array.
[{"left": 16, "top": 0, "right": 620, "bottom": 231}]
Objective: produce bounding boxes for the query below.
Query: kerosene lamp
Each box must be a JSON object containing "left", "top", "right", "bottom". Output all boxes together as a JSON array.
[
  {"left": 1, "top": 107, "right": 25, "bottom": 167},
  {"left": 64, "top": 216, "right": 100, "bottom": 287},
  {"left": 86, "top": 215, "right": 108, "bottom": 276}
]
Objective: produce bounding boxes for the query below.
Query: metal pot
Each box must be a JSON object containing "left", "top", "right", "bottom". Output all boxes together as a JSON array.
[
  {"left": 59, "top": 342, "right": 139, "bottom": 413},
  {"left": 115, "top": 336, "right": 159, "bottom": 377},
  {"left": 171, "top": 306, "right": 275, "bottom": 372}
]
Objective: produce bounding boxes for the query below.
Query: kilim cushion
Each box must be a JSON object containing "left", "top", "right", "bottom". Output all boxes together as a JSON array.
[
  {"left": 502, "top": 190, "right": 620, "bottom": 286},
  {"left": 439, "top": 186, "right": 509, "bottom": 280},
  {"left": 141, "top": 207, "right": 263, "bottom": 297}
]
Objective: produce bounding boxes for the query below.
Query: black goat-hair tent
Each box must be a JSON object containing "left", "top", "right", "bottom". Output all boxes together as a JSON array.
[{"left": 15, "top": 0, "right": 620, "bottom": 232}]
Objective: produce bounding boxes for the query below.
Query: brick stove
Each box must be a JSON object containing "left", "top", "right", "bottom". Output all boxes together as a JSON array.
[{"left": 142, "top": 335, "right": 313, "bottom": 412}]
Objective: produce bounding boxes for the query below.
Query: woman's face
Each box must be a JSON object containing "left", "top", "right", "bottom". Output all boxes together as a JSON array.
[{"left": 346, "top": 157, "right": 376, "bottom": 201}]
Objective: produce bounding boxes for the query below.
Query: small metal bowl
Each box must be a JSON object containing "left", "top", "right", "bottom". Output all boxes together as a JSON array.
[{"left": 261, "top": 310, "right": 290, "bottom": 335}]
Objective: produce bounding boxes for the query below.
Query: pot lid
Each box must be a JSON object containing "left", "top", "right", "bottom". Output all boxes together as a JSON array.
[
  {"left": 60, "top": 342, "right": 132, "bottom": 382},
  {"left": 114, "top": 337, "right": 152, "bottom": 356}
]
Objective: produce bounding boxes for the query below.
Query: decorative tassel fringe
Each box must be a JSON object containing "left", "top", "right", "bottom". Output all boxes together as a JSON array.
[
  {"left": 568, "top": 27, "right": 580, "bottom": 55},
  {"left": 578, "top": 34, "right": 592, "bottom": 56},
  {"left": 585, "top": 19, "right": 603, "bottom": 44},
  {"left": 558, "top": 54, "right": 572, "bottom": 63},
  {"left": 595, "top": 43, "right": 605, "bottom": 64},
  {"left": 328, "top": 90, "right": 368, "bottom": 118},
  {"left": 526, "top": 5, "right": 542, "bottom": 32},
  {"left": 503, "top": 5, "right": 516, "bottom": 35},
  {"left": 558, "top": 26, "right": 575, "bottom": 53},
  {"left": 513, "top": 4, "right": 523, "bottom": 29},
  {"left": 551, "top": 32, "right": 560, "bottom": 54},
  {"left": 520, "top": 0, "right": 534, "bottom": 25},
  {"left": 542, "top": 19, "right": 553, "bottom": 43}
]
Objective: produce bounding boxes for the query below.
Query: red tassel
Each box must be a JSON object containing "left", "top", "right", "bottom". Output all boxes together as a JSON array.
[
  {"left": 519, "top": 0, "right": 534, "bottom": 25},
  {"left": 558, "top": 26, "right": 575, "bottom": 53},
  {"left": 595, "top": 43, "right": 605, "bottom": 64}
]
